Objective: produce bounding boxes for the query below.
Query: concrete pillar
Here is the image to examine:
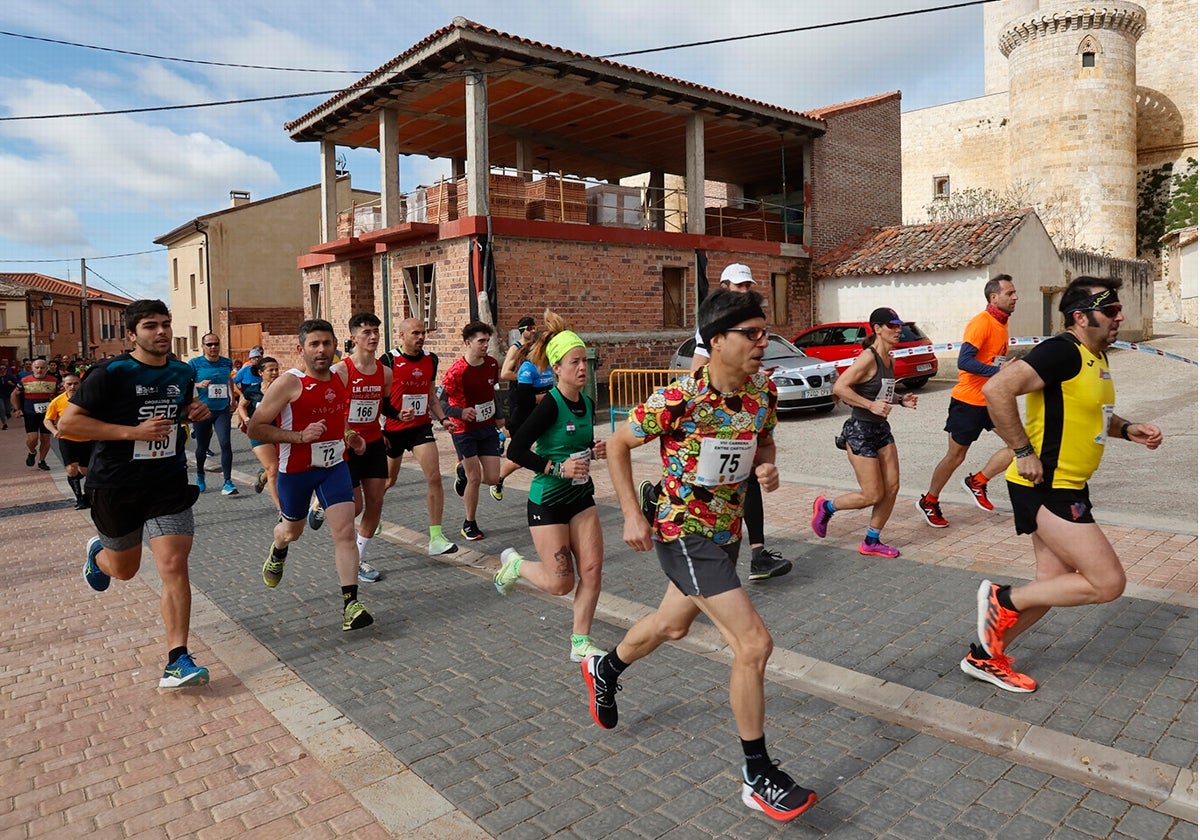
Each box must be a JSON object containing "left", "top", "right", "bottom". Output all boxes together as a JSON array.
[
  {"left": 685, "top": 114, "right": 706, "bottom": 234},
  {"left": 515, "top": 138, "right": 533, "bottom": 181},
  {"left": 320, "top": 140, "right": 338, "bottom": 241},
  {"left": 647, "top": 170, "right": 665, "bottom": 231},
  {"left": 379, "top": 109, "right": 402, "bottom": 227},
  {"left": 464, "top": 71, "right": 490, "bottom": 217}
]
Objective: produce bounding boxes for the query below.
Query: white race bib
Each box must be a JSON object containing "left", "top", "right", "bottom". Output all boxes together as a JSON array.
[
  {"left": 878, "top": 378, "right": 896, "bottom": 405},
  {"left": 694, "top": 438, "right": 756, "bottom": 487},
  {"left": 348, "top": 399, "right": 379, "bottom": 424},
  {"left": 207, "top": 383, "right": 229, "bottom": 400},
  {"left": 1096, "top": 404, "right": 1114, "bottom": 445},
  {"left": 312, "top": 439, "right": 346, "bottom": 468},
  {"left": 33, "top": 402, "right": 48, "bottom": 414},
  {"left": 402, "top": 393, "right": 428, "bottom": 416},
  {"left": 569, "top": 448, "right": 592, "bottom": 486},
  {"left": 133, "top": 425, "right": 178, "bottom": 460},
  {"left": 992, "top": 355, "right": 1008, "bottom": 366},
  {"left": 475, "top": 400, "right": 496, "bottom": 422}
]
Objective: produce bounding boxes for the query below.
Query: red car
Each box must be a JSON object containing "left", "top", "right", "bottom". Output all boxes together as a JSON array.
[{"left": 791, "top": 321, "right": 939, "bottom": 389}]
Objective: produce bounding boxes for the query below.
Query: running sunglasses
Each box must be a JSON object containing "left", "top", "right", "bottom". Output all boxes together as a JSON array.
[
  {"left": 1084, "top": 303, "right": 1123, "bottom": 318},
  {"left": 725, "top": 326, "right": 769, "bottom": 342}
]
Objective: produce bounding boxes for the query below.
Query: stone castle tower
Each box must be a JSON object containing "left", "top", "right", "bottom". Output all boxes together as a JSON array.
[{"left": 901, "top": 0, "right": 1196, "bottom": 259}]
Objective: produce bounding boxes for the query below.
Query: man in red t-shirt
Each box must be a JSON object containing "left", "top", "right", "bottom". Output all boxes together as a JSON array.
[
  {"left": 439, "top": 321, "right": 504, "bottom": 541},
  {"left": 12, "top": 357, "right": 60, "bottom": 470}
]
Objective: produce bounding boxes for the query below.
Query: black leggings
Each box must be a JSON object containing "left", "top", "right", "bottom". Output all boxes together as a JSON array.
[{"left": 743, "top": 471, "right": 764, "bottom": 545}]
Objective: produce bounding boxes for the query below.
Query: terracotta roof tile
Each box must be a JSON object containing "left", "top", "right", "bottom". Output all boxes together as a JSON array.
[
  {"left": 803, "top": 91, "right": 901, "bottom": 121},
  {"left": 0, "top": 272, "right": 133, "bottom": 305},
  {"left": 815, "top": 210, "right": 1034, "bottom": 278}
]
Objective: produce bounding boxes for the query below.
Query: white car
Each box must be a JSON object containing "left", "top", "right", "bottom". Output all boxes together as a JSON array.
[{"left": 669, "top": 333, "right": 838, "bottom": 413}]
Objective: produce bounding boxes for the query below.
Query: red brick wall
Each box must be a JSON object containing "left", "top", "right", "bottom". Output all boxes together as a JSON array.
[{"left": 810, "top": 95, "right": 902, "bottom": 259}]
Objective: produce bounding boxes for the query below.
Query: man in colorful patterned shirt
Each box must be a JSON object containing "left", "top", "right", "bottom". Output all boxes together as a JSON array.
[{"left": 582, "top": 289, "right": 818, "bottom": 824}]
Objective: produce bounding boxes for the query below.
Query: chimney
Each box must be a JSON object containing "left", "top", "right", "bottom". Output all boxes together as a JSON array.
[{"left": 230, "top": 190, "right": 250, "bottom": 207}]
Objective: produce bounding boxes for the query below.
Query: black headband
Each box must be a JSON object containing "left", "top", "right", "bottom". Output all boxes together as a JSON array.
[
  {"left": 698, "top": 300, "right": 766, "bottom": 350},
  {"left": 1065, "top": 287, "right": 1120, "bottom": 314}
]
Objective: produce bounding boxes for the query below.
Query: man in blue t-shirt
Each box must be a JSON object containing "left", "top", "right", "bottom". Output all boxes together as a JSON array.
[{"left": 188, "top": 333, "right": 237, "bottom": 495}]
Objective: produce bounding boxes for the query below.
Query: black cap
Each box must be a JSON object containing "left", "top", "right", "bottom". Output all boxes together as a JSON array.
[
  {"left": 516, "top": 316, "right": 536, "bottom": 330},
  {"left": 869, "top": 307, "right": 904, "bottom": 326}
]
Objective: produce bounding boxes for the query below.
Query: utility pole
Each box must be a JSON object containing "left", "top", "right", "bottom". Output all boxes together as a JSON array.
[{"left": 79, "top": 257, "right": 90, "bottom": 359}]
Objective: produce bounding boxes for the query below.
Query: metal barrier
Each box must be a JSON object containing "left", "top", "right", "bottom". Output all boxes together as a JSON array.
[{"left": 607, "top": 368, "right": 690, "bottom": 431}]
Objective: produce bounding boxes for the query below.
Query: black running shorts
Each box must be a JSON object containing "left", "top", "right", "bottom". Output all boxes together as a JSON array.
[
  {"left": 383, "top": 424, "right": 435, "bottom": 457},
  {"left": 656, "top": 533, "right": 741, "bottom": 598},
  {"left": 348, "top": 437, "right": 389, "bottom": 486},
  {"left": 1006, "top": 481, "right": 1095, "bottom": 535}
]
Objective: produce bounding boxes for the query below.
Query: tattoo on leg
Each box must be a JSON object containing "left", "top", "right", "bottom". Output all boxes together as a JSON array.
[{"left": 553, "top": 545, "right": 574, "bottom": 578}]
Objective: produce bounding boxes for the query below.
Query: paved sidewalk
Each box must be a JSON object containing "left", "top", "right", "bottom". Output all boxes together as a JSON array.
[{"left": 2, "top": 421, "right": 1196, "bottom": 838}]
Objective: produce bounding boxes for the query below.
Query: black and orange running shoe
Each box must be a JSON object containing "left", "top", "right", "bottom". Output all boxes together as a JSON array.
[
  {"left": 960, "top": 643, "right": 1037, "bottom": 693},
  {"left": 977, "top": 579, "right": 1020, "bottom": 657}
]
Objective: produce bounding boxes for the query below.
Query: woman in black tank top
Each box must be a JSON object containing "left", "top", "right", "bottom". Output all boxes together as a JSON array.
[{"left": 809, "top": 307, "right": 919, "bottom": 558}]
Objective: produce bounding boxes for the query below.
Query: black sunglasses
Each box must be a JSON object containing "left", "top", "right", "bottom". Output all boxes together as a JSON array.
[{"left": 203, "top": 342, "right": 220, "bottom": 347}]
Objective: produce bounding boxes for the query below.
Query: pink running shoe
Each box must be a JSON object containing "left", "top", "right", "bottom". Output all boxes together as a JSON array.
[
  {"left": 811, "top": 496, "right": 833, "bottom": 538},
  {"left": 858, "top": 541, "right": 900, "bottom": 558}
]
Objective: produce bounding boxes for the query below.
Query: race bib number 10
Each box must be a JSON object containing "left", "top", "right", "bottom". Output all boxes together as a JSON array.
[
  {"left": 694, "top": 438, "right": 756, "bottom": 487},
  {"left": 402, "top": 393, "right": 428, "bottom": 416}
]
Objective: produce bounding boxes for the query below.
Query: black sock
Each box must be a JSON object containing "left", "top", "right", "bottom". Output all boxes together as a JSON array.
[
  {"left": 67, "top": 474, "right": 83, "bottom": 498},
  {"left": 271, "top": 543, "right": 288, "bottom": 559},
  {"left": 167, "top": 646, "right": 188, "bottom": 666},
  {"left": 598, "top": 650, "right": 628, "bottom": 683},
  {"left": 342, "top": 585, "right": 358, "bottom": 605},
  {"left": 742, "top": 736, "right": 772, "bottom": 776},
  {"left": 996, "top": 585, "right": 1017, "bottom": 611}
]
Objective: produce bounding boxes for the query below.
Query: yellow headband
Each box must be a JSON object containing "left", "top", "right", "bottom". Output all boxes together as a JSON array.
[{"left": 546, "top": 330, "right": 586, "bottom": 365}]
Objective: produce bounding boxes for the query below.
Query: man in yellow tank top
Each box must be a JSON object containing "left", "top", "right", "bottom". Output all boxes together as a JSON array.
[{"left": 963, "top": 276, "right": 1163, "bottom": 693}]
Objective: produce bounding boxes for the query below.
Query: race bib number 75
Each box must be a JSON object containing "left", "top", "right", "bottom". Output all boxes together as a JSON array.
[{"left": 694, "top": 438, "right": 756, "bottom": 487}]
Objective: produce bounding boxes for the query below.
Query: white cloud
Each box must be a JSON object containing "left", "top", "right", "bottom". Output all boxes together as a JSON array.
[{"left": 131, "top": 62, "right": 213, "bottom": 105}]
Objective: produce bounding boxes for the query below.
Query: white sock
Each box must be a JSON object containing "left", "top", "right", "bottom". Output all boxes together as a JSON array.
[{"left": 356, "top": 534, "right": 372, "bottom": 562}]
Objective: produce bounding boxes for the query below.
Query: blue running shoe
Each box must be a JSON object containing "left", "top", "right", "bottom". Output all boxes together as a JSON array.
[
  {"left": 159, "top": 653, "right": 209, "bottom": 688},
  {"left": 83, "top": 537, "right": 110, "bottom": 592},
  {"left": 196, "top": 475, "right": 206, "bottom": 493},
  {"left": 308, "top": 502, "right": 325, "bottom": 530},
  {"left": 221, "top": 480, "right": 239, "bottom": 496}
]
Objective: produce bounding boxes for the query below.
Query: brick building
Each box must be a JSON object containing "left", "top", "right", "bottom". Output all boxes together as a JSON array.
[
  {"left": 284, "top": 18, "right": 902, "bottom": 389},
  {"left": 0, "top": 272, "right": 132, "bottom": 362}
]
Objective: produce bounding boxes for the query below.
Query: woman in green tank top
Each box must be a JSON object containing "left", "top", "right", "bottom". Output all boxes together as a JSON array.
[{"left": 492, "top": 311, "right": 610, "bottom": 664}]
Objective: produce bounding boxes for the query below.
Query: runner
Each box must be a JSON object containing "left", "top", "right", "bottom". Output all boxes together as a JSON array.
[
  {"left": 235, "top": 355, "right": 281, "bottom": 509},
  {"left": 493, "top": 311, "right": 607, "bottom": 663},
  {"left": 810, "top": 307, "right": 919, "bottom": 557},
  {"left": 59, "top": 299, "right": 212, "bottom": 687},
  {"left": 248, "top": 319, "right": 374, "bottom": 632},
  {"left": 43, "top": 371, "right": 94, "bottom": 509},
  {"left": 583, "top": 288, "right": 818, "bottom": 823},
  {"left": 0, "top": 357, "right": 17, "bottom": 430},
  {"left": 11, "top": 357, "right": 59, "bottom": 470},
  {"left": 492, "top": 316, "right": 550, "bottom": 499},
  {"left": 189, "top": 333, "right": 237, "bottom": 496},
  {"left": 642, "top": 263, "right": 791, "bottom": 582},
  {"left": 330, "top": 313, "right": 396, "bottom": 583},
  {"left": 381, "top": 318, "right": 458, "bottom": 556},
  {"left": 917, "top": 275, "right": 1019, "bottom": 527},
  {"left": 967, "top": 276, "right": 1163, "bottom": 692},
  {"left": 440, "top": 321, "right": 504, "bottom": 541}
]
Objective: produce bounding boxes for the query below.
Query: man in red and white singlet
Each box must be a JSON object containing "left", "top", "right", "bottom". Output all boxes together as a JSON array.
[
  {"left": 439, "top": 320, "right": 505, "bottom": 542},
  {"left": 382, "top": 317, "right": 458, "bottom": 557},
  {"left": 248, "top": 319, "right": 374, "bottom": 632},
  {"left": 329, "top": 312, "right": 396, "bottom": 583}
]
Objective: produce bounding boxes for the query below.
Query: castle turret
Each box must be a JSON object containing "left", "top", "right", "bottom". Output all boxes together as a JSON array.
[{"left": 1000, "top": 3, "right": 1146, "bottom": 255}]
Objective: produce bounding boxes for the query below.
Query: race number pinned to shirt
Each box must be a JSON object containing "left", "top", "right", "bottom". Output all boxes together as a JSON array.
[
  {"left": 312, "top": 439, "right": 346, "bottom": 469},
  {"left": 694, "top": 438, "right": 756, "bottom": 487},
  {"left": 133, "top": 426, "right": 178, "bottom": 460},
  {"left": 401, "top": 393, "right": 428, "bottom": 416},
  {"left": 992, "top": 355, "right": 1008, "bottom": 367},
  {"left": 207, "top": 383, "right": 229, "bottom": 400},
  {"left": 349, "top": 399, "right": 379, "bottom": 424},
  {"left": 879, "top": 378, "right": 896, "bottom": 405},
  {"left": 1095, "top": 404, "right": 1114, "bottom": 445},
  {"left": 33, "top": 402, "right": 49, "bottom": 414},
  {"left": 475, "top": 400, "right": 496, "bottom": 422}
]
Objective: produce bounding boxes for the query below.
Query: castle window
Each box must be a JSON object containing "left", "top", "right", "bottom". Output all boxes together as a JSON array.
[
  {"left": 933, "top": 175, "right": 950, "bottom": 198},
  {"left": 1082, "top": 52, "right": 1096, "bottom": 68}
]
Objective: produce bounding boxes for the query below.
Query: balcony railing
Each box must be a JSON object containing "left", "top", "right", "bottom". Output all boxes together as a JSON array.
[{"left": 337, "top": 168, "right": 803, "bottom": 244}]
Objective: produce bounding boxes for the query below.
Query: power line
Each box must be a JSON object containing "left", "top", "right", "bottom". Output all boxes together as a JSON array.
[
  {"left": 0, "top": 248, "right": 165, "bottom": 263},
  {"left": 0, "top": 1, "right": 992, "bottom": 122},
  {"left": 82, "top": 264, "right": 137, "bottom": 300},
  {"left": 0, "top": 29, "right": 367, "bottom": 73}
]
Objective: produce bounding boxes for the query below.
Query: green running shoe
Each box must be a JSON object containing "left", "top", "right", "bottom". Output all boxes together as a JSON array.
[
  {"left": 493, "top": 548, "right": 523, "bottom": 596},
  {"left": 262, "top": 544, "right": 286, "bottom": 588},
  {"left": 570, "top": 635, "right": 606, "bottom": 663},
  {"left": 343, "top": 600, "right": 374, "bottom": 631}
]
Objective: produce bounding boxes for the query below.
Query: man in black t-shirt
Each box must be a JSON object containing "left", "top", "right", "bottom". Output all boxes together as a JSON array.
[{"left": 59, "top": 300, "right": 213, "bottom": 689}]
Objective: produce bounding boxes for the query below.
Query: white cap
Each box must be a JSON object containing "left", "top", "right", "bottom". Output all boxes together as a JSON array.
[{"left": 719, "top": 263, "right": 756, "bottom": 285}]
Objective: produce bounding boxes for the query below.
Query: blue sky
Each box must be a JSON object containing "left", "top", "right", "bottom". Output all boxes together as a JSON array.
[{"left": 0, "top": 1, "right": 985, "bottom": 301}]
